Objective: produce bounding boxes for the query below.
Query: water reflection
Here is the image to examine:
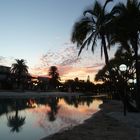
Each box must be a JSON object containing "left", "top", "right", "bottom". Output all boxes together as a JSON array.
[
  {"left": 7, "top": 100, "right": 26, "bottom": 133},
  {"left": 0, "top": 96, "right": 102, "bottom": 140},
  {"left": 47, "top": 97, "right": 60, "bottom": 121},
  {"left": 63, "top": 96, "right": 95, "bottom": 108}
]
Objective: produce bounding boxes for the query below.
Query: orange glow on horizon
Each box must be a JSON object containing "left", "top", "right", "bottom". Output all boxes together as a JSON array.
[{"left": 29, "top": 66, "right": 99, "bottom": 82}]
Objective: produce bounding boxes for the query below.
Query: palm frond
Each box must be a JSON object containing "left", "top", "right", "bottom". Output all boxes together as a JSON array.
[
  {"left": 101, "top": 43, "right": 103, "bottom": 59},
  {"left": 91, "top": 32, "right": 97, "bottom": 53},
  {"left": 111, "top": 2, "right": 126, "bottom": 16},
  {"left": 78, "top": 39, "right": 89, "bottom": 56},
  {"left": 71, "top": 17, "right": 93, "bottom": 46},
  {"left": 103, "top": 0, "right": 113, "bottom": 12},
  {"left": 92, "top": 1, "right": 103, "bottom": 17},
  {"left": 83, "top": 9, "right": 94, "bottom": 16}
]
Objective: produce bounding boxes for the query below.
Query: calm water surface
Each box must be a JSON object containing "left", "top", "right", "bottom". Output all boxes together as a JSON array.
[{"left": 0, "top": 96, "right": 102, "bottom": 140}]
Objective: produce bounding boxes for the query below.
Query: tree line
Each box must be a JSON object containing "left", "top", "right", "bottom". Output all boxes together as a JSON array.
[
  {"left": 0, "top": 59, "right": 60, "bottom": 91},
  {"left": 0, "top": 59, "right": 97, "bottom": 93}
]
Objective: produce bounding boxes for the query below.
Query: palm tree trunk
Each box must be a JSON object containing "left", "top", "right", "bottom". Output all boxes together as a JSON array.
[
  {"left": 102, "top": 35, "right": 109, "bottom": 65},
  {"left": 102, "top": 35, "right": 114, "bottom": 94},
  {"left": 102, "top": 35, "right": 123, "bottom": 100},
  {"left": 133, "top": 40, "right": 140, "bottom": 110}
]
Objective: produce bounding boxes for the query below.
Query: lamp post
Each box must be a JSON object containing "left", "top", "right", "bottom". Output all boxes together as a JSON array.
[{"left": 119, "top": 64, "right": 127, "bottom": 116}]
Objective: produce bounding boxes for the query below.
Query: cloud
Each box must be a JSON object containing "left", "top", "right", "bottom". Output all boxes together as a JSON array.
[
  {"left": 29, "top": 67, "right": 49, "bottom": 77},
  {"left": 0, "top": 56, "right": 6, "bottom": 63},
  {"left": 58, "top": 65, "right": 104, "bottom": 81},
  {"left": 39, "top": 46, "right": 81, "bottom": 67},
  {"left": 30, "top": 62, "right": 104, "bottom": 82},
  {"left": 0, "top": 56, "right": 15, "bottom": 66},
  {"left": 30, "top": 43, "right": 105, "bottom": 82},
  {"left": 60, "top": 58, "right": 79, "bottom": 66},
  {"left": 30, "top": 45, "right": 81, "bottom": 77}
]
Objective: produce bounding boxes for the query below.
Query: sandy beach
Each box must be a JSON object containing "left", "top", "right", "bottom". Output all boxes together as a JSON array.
[{"left": 41, "top": 100, "right": 140, "bottom": 140}]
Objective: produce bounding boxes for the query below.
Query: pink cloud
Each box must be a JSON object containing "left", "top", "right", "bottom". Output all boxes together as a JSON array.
[
  {"left": 30, "top": 63, "right": 104, "bottom": 82},
  {"left": 30, "top": 45, "right": 105, "bottom": 82},
  {"left": 39, "top": 46, "right": 81, "bottom": 67}
]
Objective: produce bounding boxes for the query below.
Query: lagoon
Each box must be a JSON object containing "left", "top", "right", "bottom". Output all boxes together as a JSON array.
[{"left": 0, "top": 96, "right": 102, "bottom": 140}]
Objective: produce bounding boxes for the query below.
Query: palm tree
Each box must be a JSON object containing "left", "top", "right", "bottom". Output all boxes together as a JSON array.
[
  {"left": 7, "top": 101, "right": 26, "bottom": 133},
  {"left": 111, "top": 0, "right": 140, "bottom": 109},
  {"left": 48, "top": 66, "right": 60, "bottom": 89},
  {"left": 11, "top": 59, "right": 29, "bottom": 89},
  {"left": 71, "top": 0, "right": 113, "bottom": 67}
]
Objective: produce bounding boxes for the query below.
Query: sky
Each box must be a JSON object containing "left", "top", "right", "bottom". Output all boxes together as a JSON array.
[{"left": 0, "top": 0, "right": 122, "bottom": 82}]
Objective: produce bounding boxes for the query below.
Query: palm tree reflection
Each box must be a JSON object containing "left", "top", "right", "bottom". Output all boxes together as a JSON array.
[
  {"left": 7, "top": 115, "right": 25, "bottom": 133},
  {"left": 7, "top": 101, "right": 26, "bottom": 133},
  {"left": 46, "top": 96, "right": 94, "bottom": 121},
  {"left": 47, "top": 97, "right": 60, "bottom": 121},
  {"left": 63, "top": 96, "right": 94, "bottom": 108}
]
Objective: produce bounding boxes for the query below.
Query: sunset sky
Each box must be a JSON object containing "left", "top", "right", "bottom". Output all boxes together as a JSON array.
[{"left": 0, "top": 0, "right": 122, "bottom": 82}]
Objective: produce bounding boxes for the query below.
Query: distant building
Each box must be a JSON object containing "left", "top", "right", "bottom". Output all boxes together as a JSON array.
[
  {"left": 30, "top": 76, "right": 50, "bottom": 91},
  {"left": 37, "top": 76, "right": 50, "bottom": 91},
  {"left": 0, "top": 65, "right": 50, "bottom": 91},
  {"left": 38, "top": 76, "right": 49, "bottom": 82},
  {"left": 0, "top": 65, "right": 10, "bottom": 74},
  {"left": 0, "top": 65, "right": 11, "bottom": 89}
]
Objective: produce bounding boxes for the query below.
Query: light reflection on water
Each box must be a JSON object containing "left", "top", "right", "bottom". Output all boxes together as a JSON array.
[{"left": 0, "top": 97, "right": 102, "bottom": 140}]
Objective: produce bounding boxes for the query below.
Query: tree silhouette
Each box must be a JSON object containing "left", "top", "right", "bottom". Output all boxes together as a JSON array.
[
  {"left": 95, "top": 50, "right": 135, "bottom": 84},
  {"left": 11, "top": 59, "right": 29, "bottom": 90},
  {"left": 95, "top": 49, "right": 139, "bottom": 112},
  {"left": 48, "top": 66, "right": 60, "bottom": 89},
  {"left": 71, "top": 0, "right": 113, "bottom": 79},
  {"left": 110, "top": 0, "right": 140, "bottom": 109}
]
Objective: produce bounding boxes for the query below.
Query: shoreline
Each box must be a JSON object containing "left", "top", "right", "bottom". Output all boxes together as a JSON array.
[
  {"left": 41, "top": 100, "right": 140, "bottom": 140},
  {"left": 0, "top": 92, "right": 139, "bottom": 139},
  {"left": 0, "top": 91, "right": 83, "bottom": 98}
]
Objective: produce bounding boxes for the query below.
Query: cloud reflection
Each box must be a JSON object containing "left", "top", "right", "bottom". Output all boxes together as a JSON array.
[{"left": 28, "top": 99, "right": 102, "bottom": 137}]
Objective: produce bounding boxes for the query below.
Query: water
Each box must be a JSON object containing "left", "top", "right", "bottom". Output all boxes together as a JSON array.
[{"left": 0, "top": 96, "right": 102, "bottom": 140}]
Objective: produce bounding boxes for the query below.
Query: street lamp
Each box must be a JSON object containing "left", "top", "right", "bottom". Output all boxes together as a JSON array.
[
  {"left": 119, "top": 64, "right": 127, "bottom": 72},
  {"left": 119, "top": 64, "right": 127, "bottom": 116}
]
